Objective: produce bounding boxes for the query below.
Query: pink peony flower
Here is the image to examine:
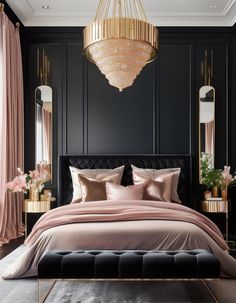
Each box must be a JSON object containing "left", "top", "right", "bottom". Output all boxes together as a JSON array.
[
  {"left": 221, "top": 166, "right": 233, "bottom": 188},
  {"left": 6, "top": 165, "right": 51, "bottom": 194},
  {"left": 17, "top": 167, "right": 24, "bottom": 176},
  {"left": 29, "top": 170, "right": 40, "bottom": 180},
  {"left": 6, "top": 175, "right": 27, "bottom": 192}
]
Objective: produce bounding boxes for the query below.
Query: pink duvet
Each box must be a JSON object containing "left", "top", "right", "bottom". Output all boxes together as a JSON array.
[{"left": 2, "top": 200, "right": 236, "bottom": 279}]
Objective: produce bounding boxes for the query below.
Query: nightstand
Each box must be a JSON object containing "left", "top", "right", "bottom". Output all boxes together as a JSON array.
[
  {"left": 23, "top": 199, "right": 55, "bottom": 237},
  {"left": 200, "top": 199, "right": 230, "bottom": 242}
]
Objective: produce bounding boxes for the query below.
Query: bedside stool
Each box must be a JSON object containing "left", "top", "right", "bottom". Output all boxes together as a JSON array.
[{"left": 23, "top": 199, "right": 55, "bottom": 238}]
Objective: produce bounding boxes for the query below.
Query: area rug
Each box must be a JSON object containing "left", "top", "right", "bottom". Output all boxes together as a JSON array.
[{"left": 0, "top": 246, "right": 235, "bottom": 303}]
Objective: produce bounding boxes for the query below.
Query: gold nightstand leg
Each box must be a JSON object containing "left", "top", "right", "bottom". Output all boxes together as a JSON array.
[
  {"left": 226, "top": 203, "right": 228, "bottom": 243},
  {"left": 25, "top": 212, "right": 27, "bottom": 239}
]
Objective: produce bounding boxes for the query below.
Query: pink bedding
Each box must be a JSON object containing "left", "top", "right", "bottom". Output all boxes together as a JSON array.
[{"left": 2, "top": 200, "right": 236, "bottom": 279}]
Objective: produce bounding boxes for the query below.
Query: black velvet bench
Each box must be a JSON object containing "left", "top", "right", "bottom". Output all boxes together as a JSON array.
[{"left": 38, "top": 249, "right": 221, "bottom": 303}]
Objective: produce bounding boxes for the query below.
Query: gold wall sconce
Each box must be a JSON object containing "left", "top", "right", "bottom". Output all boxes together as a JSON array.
[
  {"left": 37, "top": 48, "right": 50, "bottom": 85},
  {"left": 201, "top": 49, "right": 214, "bottom": 86}
]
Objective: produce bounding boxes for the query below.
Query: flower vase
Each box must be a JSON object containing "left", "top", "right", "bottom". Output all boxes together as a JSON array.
[
  {"left": 212, "top": 186, "right": 218, "bottom": 198},
  {"left": 204, "top": 190, "right": 212, "bottom": 200},
  {"left": 29, "top": 188, "right": 39, "bottom": 201},
  {"left": 221, "top": 187, "right": 228, "bottom": 201}
]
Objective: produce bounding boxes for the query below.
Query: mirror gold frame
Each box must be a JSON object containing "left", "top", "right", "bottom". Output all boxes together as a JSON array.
[
  {"left": 35, "top": 85, "right": 53, "bottom": 179},
  {"left": 199, "top": 85, "right": 215, "bottom": 181}
]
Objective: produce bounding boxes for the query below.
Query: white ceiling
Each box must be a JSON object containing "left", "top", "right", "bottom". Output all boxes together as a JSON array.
[{"left": 5, "top": 0, "right": 236, "bottom": 27}]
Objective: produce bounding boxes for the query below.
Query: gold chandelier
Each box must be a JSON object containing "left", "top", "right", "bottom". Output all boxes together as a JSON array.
[{"left": 83, "top": 0, "right": 158, "bottom": 92}]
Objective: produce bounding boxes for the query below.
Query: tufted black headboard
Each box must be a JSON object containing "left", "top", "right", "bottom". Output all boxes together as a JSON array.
[{"left": 58, "top": 154, "right": 192, "bottom": 207}]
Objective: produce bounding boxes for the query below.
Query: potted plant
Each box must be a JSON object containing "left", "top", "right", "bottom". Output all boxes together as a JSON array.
[{"left": 200, "top": 153, "right": 222, "bottom": 198}]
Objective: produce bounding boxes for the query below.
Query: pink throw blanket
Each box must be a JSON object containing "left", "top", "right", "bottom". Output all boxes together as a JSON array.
[{"left": 25, "top": 200, "right": 228, "bottom": 250}]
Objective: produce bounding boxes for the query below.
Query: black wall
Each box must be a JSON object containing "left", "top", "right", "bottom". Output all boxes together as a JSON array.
[
  {"left": 230, "top": 25, "right": 236, "bottom": 174},
  {"left": 21, "top": 26, "right": 236, "bottom": 209}
]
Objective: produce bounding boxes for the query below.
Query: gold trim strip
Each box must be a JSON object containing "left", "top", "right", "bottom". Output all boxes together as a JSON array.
[
  {"left": 39, "top": 278, "right": 219, "bottom": 282},
  {"left": 202, "top": 280, "right": 219, "bottom": 303},
  {"left": 38, "top": 279, "right": 56, "bottom": 303},
  {"left": 37, "top": 48, "right": 39, "bottom": 79},
  {"left": 208, "top": 66, "right": 211, "bottom": 86},
  {"left": 84, "top": 17, "right": 158, "bottom": 62},
  {"left": 201, "top": 61, "right": 204, "bottom": 78},
  {"left": 42, "top": 49, "right": 45, "bottom": 85},
  {"left": 204, "top": 49, "right": 207, "bottom": 86},
  {"left": 45, "top": 55, "right": 48, "bottom": 85},
  {"left": 211, "top": 49, "right": 214, "bottom": 79}
]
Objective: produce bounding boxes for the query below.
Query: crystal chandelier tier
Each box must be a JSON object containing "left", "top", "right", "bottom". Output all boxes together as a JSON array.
[{"left": 83, "top": 0, "right": 158, "bottom": 92}]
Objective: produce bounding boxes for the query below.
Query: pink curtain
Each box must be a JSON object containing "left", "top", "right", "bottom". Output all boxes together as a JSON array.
[
  {"left": 42, "top": 108, "right": 52, "bottom": 165},
  {"left": 0, "top": 12, "right": 24, "bottom": 246}
]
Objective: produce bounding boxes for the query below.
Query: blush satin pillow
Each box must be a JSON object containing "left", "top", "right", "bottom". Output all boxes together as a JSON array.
[
  {"left": 79, "top": 174, "right": 120, "bottom": 202},
  {"left": 131, "top": 165, "right": 181, "bottom": 203},
  {"left": 69, "top": 165, "right": 124, "bottom": 203},
  {"left": 106, "top": 182, "right": 144, "bottom": 200},
  {"left": 135, "top": 172, "right": 173, "bottom": 201}
]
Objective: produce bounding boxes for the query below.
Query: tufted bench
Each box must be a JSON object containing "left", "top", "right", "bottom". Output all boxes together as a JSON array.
[{"left": 38, "top": 249, "right": 220, "bottom": 302}]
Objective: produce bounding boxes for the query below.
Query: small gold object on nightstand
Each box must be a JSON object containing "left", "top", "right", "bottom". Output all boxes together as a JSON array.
[
  {"left": 44, "top": 189, "right": 52, "bottom": 201},
  {"left": 23, "top": 198, "right": 55, "bottom": 238}
]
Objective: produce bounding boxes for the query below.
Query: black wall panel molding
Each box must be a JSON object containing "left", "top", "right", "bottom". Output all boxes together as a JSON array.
[
  {"left": 152, "top": 58, "right": 158, "bottom": 154},
  {"left": 66, "top": 44, "right": 84, "bottom": 155},
  {"left": 83, "top": 57, "right": 89, "bottom": 155},
  {"left": 158, "top": 43, "right": 191, "bottom": 155},
  {"left": 86, "top": 60, "right": 154, "bottom": 154},
  {"left": 229, "top": 24, "right": 236, "bottom": 173},
  {"left": 22, "top": 26, "right": 235, "bottom": 209}
]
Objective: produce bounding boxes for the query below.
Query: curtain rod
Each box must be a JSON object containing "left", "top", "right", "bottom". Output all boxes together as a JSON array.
[{"left": 0, "top": 3, "right": 20, "bottom": 27}]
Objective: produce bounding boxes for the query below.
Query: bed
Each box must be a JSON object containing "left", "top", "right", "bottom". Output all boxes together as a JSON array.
[
  {"left": 2, "top": 154, "right": 236, "bottom": 279},
  {"left": 57, "top": 154, "right": 192, "bottom": 206}
]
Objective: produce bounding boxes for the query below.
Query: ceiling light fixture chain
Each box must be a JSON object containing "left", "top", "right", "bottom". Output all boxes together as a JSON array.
[{"left": 84, "top": 0, "right": 158, "bottom": 92}]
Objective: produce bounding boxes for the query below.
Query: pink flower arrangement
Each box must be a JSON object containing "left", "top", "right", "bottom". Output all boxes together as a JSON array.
[
  {"left": 221, "top": 166, "right": 236, "bottom": 189},
  {"left": 6, "top": 166, "right": 51, "bottom": 193}
]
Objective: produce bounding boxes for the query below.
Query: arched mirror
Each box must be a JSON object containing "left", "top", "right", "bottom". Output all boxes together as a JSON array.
[
  {"left": 199, "top": 85, "right": 215, "bottom": 177},
  {"left": 35, "top": 85, "right": 53, "bottom": 178}
]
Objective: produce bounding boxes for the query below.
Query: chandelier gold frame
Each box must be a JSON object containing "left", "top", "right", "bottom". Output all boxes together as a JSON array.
[{"left": 83, "top": 0, "right": 158, "bottom": 91}]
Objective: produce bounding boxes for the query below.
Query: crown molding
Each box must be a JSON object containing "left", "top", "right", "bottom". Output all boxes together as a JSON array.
[
  {"left": 226, "top": 0, "right": 236, "bottom": 25},
  {"left": 5, "top": 0, "right": 236, "bottom": 27}
]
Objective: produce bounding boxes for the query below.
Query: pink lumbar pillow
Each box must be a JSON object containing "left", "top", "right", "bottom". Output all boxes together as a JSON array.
[{"left": 106, "top": 182, "right": 144, "bottom": 200}]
